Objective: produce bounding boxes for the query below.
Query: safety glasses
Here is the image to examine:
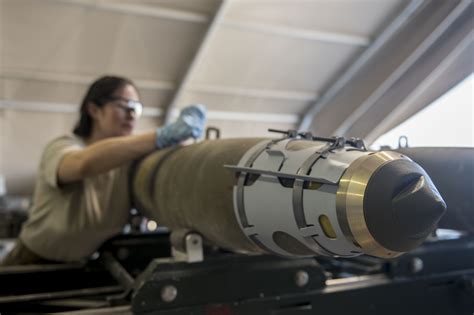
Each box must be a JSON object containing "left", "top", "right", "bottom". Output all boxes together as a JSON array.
[{"left": 106, "top": 97, "right": 143, "bottom": 118}]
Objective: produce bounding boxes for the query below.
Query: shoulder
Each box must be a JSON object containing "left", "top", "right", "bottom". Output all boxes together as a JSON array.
[
  {"left": 41, "top": 134, "right": 85, "bottom": 162},
  {"left": 44, "top": 134, "right": 84, "bottom": 153},
  {"left": 38, "top": 135, "right": 87, "bottom": 187},
  {"left": 46, "top": 134, "right": 84, "bottom": 148}
]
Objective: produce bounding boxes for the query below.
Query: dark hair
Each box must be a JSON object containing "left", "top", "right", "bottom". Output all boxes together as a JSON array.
[{"left": 73, "top": 75, "right": 137, "bottom": 138}]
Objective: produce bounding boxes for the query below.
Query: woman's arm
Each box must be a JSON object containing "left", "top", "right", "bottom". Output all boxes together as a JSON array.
[
  {"left": 57, "top": 132, "right": 156, "bottom": 184},
  {"left": 57, "top": 104, "right": 207, "bottom": 185}
]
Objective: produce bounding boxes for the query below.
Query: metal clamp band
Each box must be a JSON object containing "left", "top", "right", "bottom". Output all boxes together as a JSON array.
[{"left": 235, "top": 140, "right": 272, "bottom": 228}]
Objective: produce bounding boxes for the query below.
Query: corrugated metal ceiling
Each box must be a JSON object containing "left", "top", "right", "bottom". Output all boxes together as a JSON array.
[{"left": 0, "top": 0, "right": 472, "bottom": 139}]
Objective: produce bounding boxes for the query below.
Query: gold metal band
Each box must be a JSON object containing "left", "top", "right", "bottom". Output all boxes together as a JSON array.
[{"left": 336, "top": 151, "right": 410, "bottom": 258}]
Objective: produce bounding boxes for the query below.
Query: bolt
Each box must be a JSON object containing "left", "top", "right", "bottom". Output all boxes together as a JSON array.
[
  {"left": 191, "top": 237, "right": 200, "bottom": 246},
  {"left": 295, "top": 270, "right": 309, "bottom": 287},
  {"left": 410, "top": 257, "right": 424, "bottom": 274},
  {"left": 161, "top": 285, "right": 178, "bottom": 303}
]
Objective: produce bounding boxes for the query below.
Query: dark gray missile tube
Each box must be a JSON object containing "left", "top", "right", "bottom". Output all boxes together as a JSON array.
[{"left": 395, "top": 147, "right": 474, "bottom": 233}]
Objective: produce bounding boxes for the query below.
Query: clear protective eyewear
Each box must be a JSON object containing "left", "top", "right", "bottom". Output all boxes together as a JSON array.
[{"left": 107, "top": 97, "right": 143, "bottom": 118}]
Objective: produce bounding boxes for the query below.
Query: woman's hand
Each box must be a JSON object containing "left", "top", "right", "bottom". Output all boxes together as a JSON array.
[{"left": 155, "top": 104, "right": 207, "bottom": 149}]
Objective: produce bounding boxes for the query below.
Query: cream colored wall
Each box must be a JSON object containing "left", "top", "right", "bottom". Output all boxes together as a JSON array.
[{"left": 1, "top": 110, "right": 75, "bottom": 195}]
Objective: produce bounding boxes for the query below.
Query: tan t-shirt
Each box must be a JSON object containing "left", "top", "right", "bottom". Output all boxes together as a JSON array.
[{"left": 20, "top": 135, "right": 131, "bottom": 262}]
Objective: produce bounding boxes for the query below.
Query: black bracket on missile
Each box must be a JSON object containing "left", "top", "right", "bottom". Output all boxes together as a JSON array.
[
  {"left": 268, "top": 129, "right": 367, "bottom": 151},
  {"left": 225, "top": 129, "right": 361, "bottom": 185},
  {"left": 224, "top": 165, "right": 338, "bottom": 185}
]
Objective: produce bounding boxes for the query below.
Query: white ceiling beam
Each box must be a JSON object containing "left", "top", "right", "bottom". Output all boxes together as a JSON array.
[
  {"left": 55, "top": 0, "right": 368, "bottom": 46},
  {"left": 0, "top": 100, "right": 298, "bottom": 123},
  {"left": 1, "top": 68, "right": 317, "bottom": 102},
  {"left": 222, "top": 20, "right": 370, "bottom": 46},
  {"left": 207, "top": 110, "right": 298, "bottom": 124},
  {"left": 0, "top": 100, "right": 162, "bottom": 117},
  {"left": 0, "top": 68, "right": 175, "bottom": 91},
  {"left": 0, "top": 100, "right": 78, "bottom": 114},
  {"left": 333, "top": 0, "right": 472, "bottom": 136},
  {"left": 188, "top": 84, "right": 318, "bottom": 101},
  {"left": 55, "top": 0, "right": 209, "bottom": 23},
  {"left": 164, "top": 0, "right": 232, "bottom": 123}
]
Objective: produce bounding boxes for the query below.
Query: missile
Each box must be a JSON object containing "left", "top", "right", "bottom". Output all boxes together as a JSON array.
[
  {"left": 395, "top": 147, "right": 474, "bottom": 233},
  {"left": 132, "top": 133, "right": 446, "bottom": 258}
]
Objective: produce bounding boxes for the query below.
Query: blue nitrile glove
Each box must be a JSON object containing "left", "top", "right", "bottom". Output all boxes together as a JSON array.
[{"left": 156, "top": 104, "right": 207, "bottom": 149}]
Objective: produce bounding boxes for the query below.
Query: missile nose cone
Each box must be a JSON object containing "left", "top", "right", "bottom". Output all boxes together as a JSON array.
[
  {"left": 364, "top": 160, "right": 447, "bottom": 252},
  {"left": 392, "top": 175, "right": 447, "bottom": 239}
]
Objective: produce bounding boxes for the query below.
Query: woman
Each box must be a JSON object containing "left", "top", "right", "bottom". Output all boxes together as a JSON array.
[{"left": 1, "top": 75, "right": 206, "bottom": 265}]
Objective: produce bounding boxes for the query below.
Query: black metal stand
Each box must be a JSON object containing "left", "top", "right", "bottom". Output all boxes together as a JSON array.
[{"left": 0, "top": 233, "right": 472, "bottom": 314}]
